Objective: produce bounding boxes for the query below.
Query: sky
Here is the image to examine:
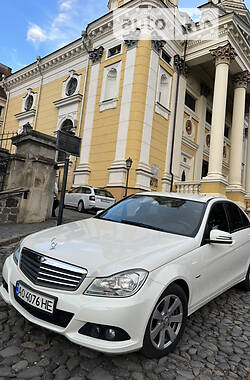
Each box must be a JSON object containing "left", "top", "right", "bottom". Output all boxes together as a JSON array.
[{"left": 1, "top": 0, "right": 249, "bottom": 73}]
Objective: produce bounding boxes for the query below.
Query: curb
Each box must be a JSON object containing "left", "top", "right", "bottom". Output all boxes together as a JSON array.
[{"left": 0, "top": 234, "right": 29, "bottom": 247}]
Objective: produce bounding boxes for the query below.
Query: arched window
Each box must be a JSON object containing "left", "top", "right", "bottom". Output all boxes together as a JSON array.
[
  {"left": 104, "top": 68, "right": 117, "bottom": 101},
  {"left": 158, "top": 74, "right": 169, "bottom": 108}
]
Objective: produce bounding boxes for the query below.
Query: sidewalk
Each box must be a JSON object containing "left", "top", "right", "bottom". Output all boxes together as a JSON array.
[{"left": 0, "top": 208, "right": 92, "bottom": 246}]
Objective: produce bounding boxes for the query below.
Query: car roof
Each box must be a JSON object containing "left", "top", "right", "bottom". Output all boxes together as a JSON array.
[{"left": 137, "top": 192, "right": 223, "bottom": 204}]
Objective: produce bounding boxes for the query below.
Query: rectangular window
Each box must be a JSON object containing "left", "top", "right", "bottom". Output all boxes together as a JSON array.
[
  {"left": 185, "top": 92, "right": 196, "bottom": 112},
  {"left": 224, "top": 126, "right": 229, "bottom": 138},
  {"left": 161, "top": 50, "right": 171, "bottom": 65},
  {"left": 0, "top": 107, "right": 2, "bottom": 117},
  {"left": 107, "top": 44, "right": 121, "bottom": 58},
  {"left": 206, "top": 109, "right": 212, "bottom": 124}
]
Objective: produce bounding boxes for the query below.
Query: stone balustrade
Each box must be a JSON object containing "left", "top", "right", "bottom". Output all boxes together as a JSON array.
[{"left": 175, "top": 181, "right": 201, "bottom": 194}]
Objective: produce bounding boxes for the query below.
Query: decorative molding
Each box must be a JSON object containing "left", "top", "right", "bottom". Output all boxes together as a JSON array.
[
  {"left": 182, "top": 136, "right": 199, "bottom": 151},
  {"left": 210, "top": 42, "right": 237, "bottom": 66},
  {"left": 3, "top": 41, "right": 85, "bottom": 90},
  {"left": 233, "top": 70, "right": 249, "bottom": 89},
  {"left": 15, "top": 109, "right": 36, "bottom": 121},
  {"left": 89, "top": 46, "right": 104, "bottom": 64},
  {"left": 53, "top": 94, "right": 83, "bottom": 108},
  {"left": 155, "top": 102, "right": 170, "bottom": 120},
  {"left": 99, "top": 98, "right": 118, "bottom": 112}
]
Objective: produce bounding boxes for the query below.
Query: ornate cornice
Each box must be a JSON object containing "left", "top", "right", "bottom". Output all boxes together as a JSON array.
[
  {"left": 233, "top": 70, "right": 249, "bottom": 89},
  {"left": 210, "top": 42, "right": 237, "bottom": 66},
  {"left": 2, "top": 40, "right": 85, "bottom": 90},
  {"left": 89, "top": 46, "right": 104, "bottom": 64}
]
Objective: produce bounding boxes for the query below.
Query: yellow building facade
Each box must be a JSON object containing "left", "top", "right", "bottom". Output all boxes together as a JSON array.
[{"left": 1, "top": 0, "right": 250, "bottom": 207}]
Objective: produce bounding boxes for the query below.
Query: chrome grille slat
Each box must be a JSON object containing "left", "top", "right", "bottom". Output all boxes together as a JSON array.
[
  {"left": 40, "top": 265, "right": 82, "bottom": 279},
  {"left": 38, "top": 271, "right": 79, "bottom": 283},
  {"left": 20, "top": 248, "right": 87, "bottom": 291}
]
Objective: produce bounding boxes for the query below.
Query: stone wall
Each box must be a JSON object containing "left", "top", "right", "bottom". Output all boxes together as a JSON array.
[
  {"left": 0, "top": 189, "right": 28, "bottom": 224},
  {"left": 0, "top": 129, "right": 56, "bottom": 224}
]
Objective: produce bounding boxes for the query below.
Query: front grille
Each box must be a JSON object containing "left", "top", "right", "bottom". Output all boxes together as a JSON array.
[
  {"left": 13, "top": 286, "right": 73, "bottom": 328},
  {"left": 20, "top": 248, "right": 87, "bottom": 291}
]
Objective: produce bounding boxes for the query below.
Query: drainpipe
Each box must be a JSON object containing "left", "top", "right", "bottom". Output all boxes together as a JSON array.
[
  {"left": 169, "top": 39, "right": 188, "bottom": 192},
  {"left": 33, "top": 56, "right": 43, "bottom": 130}
]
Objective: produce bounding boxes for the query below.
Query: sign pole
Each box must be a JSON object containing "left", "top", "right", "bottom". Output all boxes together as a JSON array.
[{"left": 57, "top": 153, "right": 70, "bottom": 226}]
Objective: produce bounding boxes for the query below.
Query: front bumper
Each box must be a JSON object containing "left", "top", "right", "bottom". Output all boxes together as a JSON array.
[{"left": 1, "top": 255, "right": 164, "bottom": 354}]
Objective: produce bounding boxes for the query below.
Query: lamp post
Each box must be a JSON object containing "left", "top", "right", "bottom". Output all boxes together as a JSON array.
[{"left": 124, "top": 157, "right": 133, "bottom": 197}]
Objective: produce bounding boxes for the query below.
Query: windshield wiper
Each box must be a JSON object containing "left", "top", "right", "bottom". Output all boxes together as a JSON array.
[{"left": 120, "top": 219, "right": 165, "bottom": 232}]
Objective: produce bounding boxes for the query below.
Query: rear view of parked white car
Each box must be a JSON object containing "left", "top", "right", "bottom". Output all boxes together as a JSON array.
[
  {"left": 64, "top": 186, "right": 115, "bottom": 212},
  {"left": 1, "top": 193, "right": 250, "bottom": 358}
]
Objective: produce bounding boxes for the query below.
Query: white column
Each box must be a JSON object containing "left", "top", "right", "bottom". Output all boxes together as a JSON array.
[
  {"left": 245, "top": 106, "right": 250, "bottom": 198},
  {"left": 228, "top": 71, "right": 248, "bottom": 190},
  {"left": 136, "top": 48, "right": 159, "bottom": 190},
  {"left": 206, "top": 43, "right": 236, "bottom": 182},
  {"left": 194, "top": 84, "right": 209, "bottom": 180},
  {"left": 108, "top": 42, "right": 137, "bottom": 187}
]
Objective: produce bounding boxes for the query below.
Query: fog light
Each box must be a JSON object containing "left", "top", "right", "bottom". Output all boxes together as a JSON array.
[
  {"left": 90, "top": 325, "right": 101, "bottom": 338},
  {"left": 105, "top": 328, "right": 116, "bottom": 341}
]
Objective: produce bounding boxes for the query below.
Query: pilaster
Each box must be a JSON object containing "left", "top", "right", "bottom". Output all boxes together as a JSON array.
[
  {"left": 108, "top": 40, "right": 138, "bottom": 187},
  {"left": 74, "top": 47, "right": 104, "bottom": 185}
]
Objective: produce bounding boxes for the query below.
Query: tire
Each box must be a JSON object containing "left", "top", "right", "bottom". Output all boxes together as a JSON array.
[
  {"left": 141, "top": 283, "right": 188, "bottom": 359},
  {"left": 77, "top": 201, "right": 84, "bottom": 213},
  {"left": 238, "top": 265, "right": 250, "bottom": 291}
]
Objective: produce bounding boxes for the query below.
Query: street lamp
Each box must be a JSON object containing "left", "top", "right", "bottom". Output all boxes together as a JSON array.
[{"left": 124, "top": 157, "right": 133, "bottom": 197}]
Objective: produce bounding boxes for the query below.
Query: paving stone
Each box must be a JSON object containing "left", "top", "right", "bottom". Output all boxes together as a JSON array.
[
  {"left": 12, "top": 360, "right": 29, "bottom": 373},
  {"left": 0, "top": 345, "right": 21, "bottom": 358},
  {"left": 17, "top": 366, "right": 44, "bottom": 378}
]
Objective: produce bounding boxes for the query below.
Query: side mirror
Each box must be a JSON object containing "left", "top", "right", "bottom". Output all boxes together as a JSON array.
[{"left": 207, "top": 229, "right": 233, "bottom": 245}]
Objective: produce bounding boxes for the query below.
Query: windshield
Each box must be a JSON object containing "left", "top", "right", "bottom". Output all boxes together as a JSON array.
[{"left": 97, "top": 195, "right": 205, "bottom": 237}]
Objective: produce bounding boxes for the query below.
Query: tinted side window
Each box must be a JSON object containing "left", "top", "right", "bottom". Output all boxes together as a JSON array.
[
  {"left": 207, "top": 203, "right": 229, "bottom": 233},
  {"left": 239, "top": 209, "right": 249, "bottom": 227},
  {"left": 105, "top": 190, "right": 114, "bottom": 198},
  {"left": 72, "top": 188, "right": 80, "bottom": 193},
  {"left": 83, "top": 188, "right": 91, "bottom": 194},
  {"left": 224, "top": 203, "right": 245, "bottom": 232}
]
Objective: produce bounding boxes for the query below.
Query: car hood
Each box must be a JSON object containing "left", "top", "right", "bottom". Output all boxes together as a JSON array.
[{"left": 22, "top": 218, "right": 198, "bottom": 277}]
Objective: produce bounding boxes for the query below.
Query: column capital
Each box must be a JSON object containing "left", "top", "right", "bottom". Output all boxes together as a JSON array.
[
  {"left": 89, "top": 46, "right": 104, "bottom": 64},
  {"left": 233, "top": 70, "right": 249, "bottom": 89},
  {"left": 124, "top": 29, "right": 141, "bottom": 50},
  {"left": 174, "top": 55, "right": 189, "bottom": 77},
  {"left": 210, "top": 43, "right": 237, "bottom": 66}
]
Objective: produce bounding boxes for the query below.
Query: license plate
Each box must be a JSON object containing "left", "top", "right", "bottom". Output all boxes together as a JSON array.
[{"left": 15, "top": 282, "right": 55, "bottom": 314}]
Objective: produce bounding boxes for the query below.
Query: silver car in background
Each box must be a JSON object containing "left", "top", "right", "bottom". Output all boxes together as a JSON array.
[{"left": 64, "top": 186, "right": 115, "bottom": 212}]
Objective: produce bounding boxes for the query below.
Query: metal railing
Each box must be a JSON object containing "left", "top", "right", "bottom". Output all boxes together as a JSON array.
[{"left": 0, "top": 131, "right": 17, "bottom": 191}]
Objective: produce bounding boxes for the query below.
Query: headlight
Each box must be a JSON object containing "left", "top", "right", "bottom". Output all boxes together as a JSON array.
[
  {"left": 13, "top": 243, "right": 22, "bottom": 265},
  {"left": 85, "top": 269, "right": 148, "bottom": 297}
]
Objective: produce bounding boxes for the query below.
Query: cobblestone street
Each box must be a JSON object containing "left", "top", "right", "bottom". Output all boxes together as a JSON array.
[{"left": 0, "top": 243, "right": 249, "bottom": 380}]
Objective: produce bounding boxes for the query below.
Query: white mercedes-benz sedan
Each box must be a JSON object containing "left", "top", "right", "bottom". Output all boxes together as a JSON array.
[{"left": 1, "top": 193, "right": 250, "bottom": 358}]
